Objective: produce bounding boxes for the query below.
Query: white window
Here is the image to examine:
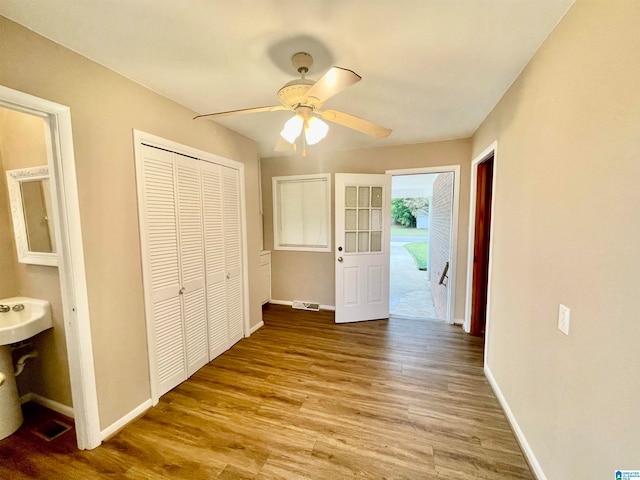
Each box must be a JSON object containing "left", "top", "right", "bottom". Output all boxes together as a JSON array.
[{"left": 272, "top": 174, "right": 331, "bottom": 252}]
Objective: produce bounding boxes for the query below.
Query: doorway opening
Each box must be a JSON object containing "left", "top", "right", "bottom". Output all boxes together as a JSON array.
[
  {"left": 469, "top": 153, "right": 494, "bottom": 336},
  {"left": 0, "top": 106, "right": 75, "bottom": 442},
  {"left": 470, "top": 155, "right": 494, "bottom": 335},
  {"left": 0, "top": 85, "right": 99, "bottom": 449},
  {"left": 387, "top": 168, "right": 460, "bottom": 323},
  {"left": 465, "top": 142, "right": 498, "bottom": 350}
]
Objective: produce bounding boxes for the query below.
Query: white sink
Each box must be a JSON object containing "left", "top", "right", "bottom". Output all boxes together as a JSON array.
[
  {"left": 0, "top": 297, "right": 53, "bottom": 440},
  {"left": 0, "top": 297, "right": 52, "bottom": 345}
]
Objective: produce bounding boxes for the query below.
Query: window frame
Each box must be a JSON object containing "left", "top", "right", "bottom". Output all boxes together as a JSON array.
[{"left": 272, "top": 173, "right": 332, "bottom": 252}]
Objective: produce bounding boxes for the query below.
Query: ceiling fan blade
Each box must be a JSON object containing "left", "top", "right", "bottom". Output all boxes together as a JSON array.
[
  {"left": 275, "top": 136, "right": 296, "bottom": 152},
  {"left": 193, "top": 105, "right": 288, "bottom": 120},
  {"left": 318, "top": 110, "right": 392, "bottom": 139},
  {"left": 304, "top": 67, "right": 361, "bottom": 104}
]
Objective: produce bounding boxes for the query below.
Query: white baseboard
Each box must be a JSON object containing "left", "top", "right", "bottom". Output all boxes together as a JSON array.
[
  {"left": 249, "top": 321, "right": 264, "bottom": 335},
  {"left": 20, "top": 392, "right": 74, "bottom": 418},
  {"left": 270, "top": 299, "right": 335, "bottom": 311},
  {"left": 484, "top": 366, "right": 546, "bottom": 480},
  {"left": 454, "top": 318, "right": 464, "bottom": 325},
  {"left": 100, "top": 399, "right": 152, "bottom": 441}
]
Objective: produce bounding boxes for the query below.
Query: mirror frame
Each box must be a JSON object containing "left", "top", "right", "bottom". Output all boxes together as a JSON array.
[{"left": 6, "top": 165, "right": 58, "bottom": 266}]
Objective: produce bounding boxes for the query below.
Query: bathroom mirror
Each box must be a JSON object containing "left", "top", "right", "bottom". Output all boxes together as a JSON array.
[{"left": 6, "top": 166, "right": 58, "bottom": 266}]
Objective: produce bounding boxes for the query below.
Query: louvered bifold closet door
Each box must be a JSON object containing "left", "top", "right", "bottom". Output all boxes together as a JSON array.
[
  {"left": 139, "top": 145, "right": 186, "bottom": 396},
  {"left": 222, "top": 166, "right": 244, "bottom": 345},
  {"left": 175, "top": 154, "right": 208, "bottom": 377},
  {"left": 201, "top": 161, "right": 229, "bottom": 360}
]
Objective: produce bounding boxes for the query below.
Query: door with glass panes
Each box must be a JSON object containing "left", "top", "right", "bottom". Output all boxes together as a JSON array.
[{"left": 334, "top": 173, "right": 391, "bottom": 323}]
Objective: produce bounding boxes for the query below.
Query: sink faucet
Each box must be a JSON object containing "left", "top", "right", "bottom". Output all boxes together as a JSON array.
[{"left": 0, "top": 305, "right": 9, "bottom": 313}]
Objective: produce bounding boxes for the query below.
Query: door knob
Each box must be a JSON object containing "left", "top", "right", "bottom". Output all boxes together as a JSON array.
[
  {"left": 226, "top": 273, "right": 231, "bottom": 279},
  {"left": 337, "top": 256, "right": 343, "bottom": 262},
  {"left": 179, "top": 287, "right": 185, "bottom": 295}
]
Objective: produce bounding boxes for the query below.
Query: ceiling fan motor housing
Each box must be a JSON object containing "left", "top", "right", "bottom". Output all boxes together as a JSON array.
[{"left": 277, "top": 78, "right": 320, "bottom": 110}]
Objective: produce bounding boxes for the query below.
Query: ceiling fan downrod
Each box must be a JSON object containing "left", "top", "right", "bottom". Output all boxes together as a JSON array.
[{"left": 291, "top": 52, "right": 313, "bottom": 79}]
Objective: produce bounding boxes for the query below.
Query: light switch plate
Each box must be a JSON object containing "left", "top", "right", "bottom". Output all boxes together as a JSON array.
[{"left": 558, "top": 304, "right": 570, "bottom": 335}]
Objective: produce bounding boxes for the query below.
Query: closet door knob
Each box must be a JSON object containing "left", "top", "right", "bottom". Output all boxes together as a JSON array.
[
  {"left": 226, "top": 273, "right": 231, "bottom": 280},
  {"left": 179, "top": 287, "right": 185, "bottom": 295}
]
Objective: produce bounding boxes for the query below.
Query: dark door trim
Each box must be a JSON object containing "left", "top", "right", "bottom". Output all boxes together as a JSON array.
[
  {"left": 470, "top": 155, "right": 494, "bottom": 335},
  {"left": 465, "top": 142, "right": 497, "bottom": 348}
]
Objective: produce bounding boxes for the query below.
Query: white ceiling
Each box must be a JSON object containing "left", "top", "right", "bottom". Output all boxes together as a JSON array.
[{"left": 0, "top": 1, "right": 574, "bottom": 158}]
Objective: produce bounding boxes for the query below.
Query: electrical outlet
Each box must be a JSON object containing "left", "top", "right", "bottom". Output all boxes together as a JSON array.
[{"left": 558, "top": 304, "right": 570, "bottom": 335}]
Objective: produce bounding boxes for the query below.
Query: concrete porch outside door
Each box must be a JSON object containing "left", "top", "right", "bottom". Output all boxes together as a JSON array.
[{"left": 389, "top": 238, "right": 440, "bottom": 320}]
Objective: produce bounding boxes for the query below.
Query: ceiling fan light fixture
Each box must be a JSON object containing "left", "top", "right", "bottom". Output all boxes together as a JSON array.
[
  {"left": 305, "top": 116, "right": 329, "bottom": 145},
  {"left": 280, "top": 114, "right": 304, "bottom": 143}
]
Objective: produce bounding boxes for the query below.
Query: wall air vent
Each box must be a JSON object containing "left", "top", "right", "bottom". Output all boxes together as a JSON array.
[{"left": 292, "top": 300, "right": 320, "bottom": 311}]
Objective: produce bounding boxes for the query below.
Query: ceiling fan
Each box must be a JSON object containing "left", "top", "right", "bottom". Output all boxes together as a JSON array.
[{"left": 194, "top": 52, "right": 392, "bottom": 155}]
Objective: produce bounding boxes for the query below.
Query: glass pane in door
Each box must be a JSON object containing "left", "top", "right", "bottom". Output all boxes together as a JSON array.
[
  {"left": 371, "top": 231, "right": 382, "bottom": 252},
  {"left": 358, "top": 209, "right": 370, "bottom": 230},
  {"left": 344, "top": 183, "right": 384, "bottom": 255},
  {"left": 371, "top": 209, "right": 382, "bottom": 231},
  {"left": 371, "top": 187, "right": 383, "bottom": 208},
  {"left": 358, "top": 232, "right": 369, "bottom": 252},
  {"left": 358, "top": 187, "right": 370, "bottom": 207},
  {"left": 345, "top": 186, "right": 357, "bottom": 208},
  {"left": 345, "top": 209, "right": 357, "bottom": 230},
  {"left": 345, "top": 232, "right": 357, "bottom": 253}
]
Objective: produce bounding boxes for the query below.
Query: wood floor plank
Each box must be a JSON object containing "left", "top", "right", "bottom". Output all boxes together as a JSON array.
[{"left": 1, "top": 304, "right": 533, "bottom": 479}]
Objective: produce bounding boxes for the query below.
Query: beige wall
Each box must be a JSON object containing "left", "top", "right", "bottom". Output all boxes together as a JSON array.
[
  {"left": 261, "top": 139, "right": 471, "bottom": 321},
  {"left": 472, "top": 0, "right": 640, "bottom": 477},
  {"left": 0, "top": 107, "right": 71, "bottom": 406},
  {"left": 0, "top": 16, "right": 263, "bottom": 429},
  {"left": 0, "top": 117, "right": 18, "bottom": 300}
]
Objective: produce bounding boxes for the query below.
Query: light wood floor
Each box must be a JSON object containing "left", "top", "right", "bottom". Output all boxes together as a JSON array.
[{"left": 0, "top": 305, "right": 533, "bottom": 479}]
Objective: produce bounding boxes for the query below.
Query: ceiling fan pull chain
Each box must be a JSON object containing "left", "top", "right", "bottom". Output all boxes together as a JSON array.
[{"left": 302, "top": 131, "right": 307, "bottom": 157}]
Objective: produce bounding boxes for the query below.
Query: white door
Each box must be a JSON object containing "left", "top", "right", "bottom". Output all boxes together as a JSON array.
[
  {"left": 201, "top": 162, "right": 244, "bottom": 358},
  {"left": 174, "top": 154, "right": 208, "bottom": 376},
  {"left": 138, "top": 145, "right": 186, "bottom": 396},
  {"left": 335, "top": 173, "right": 391, "bottom": 323},
  {"left": 201, "top": 161, "right": 228, "bottom": 360},
  {"left": 221, "top": 166, "right": 244, "bottom": 345}
]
